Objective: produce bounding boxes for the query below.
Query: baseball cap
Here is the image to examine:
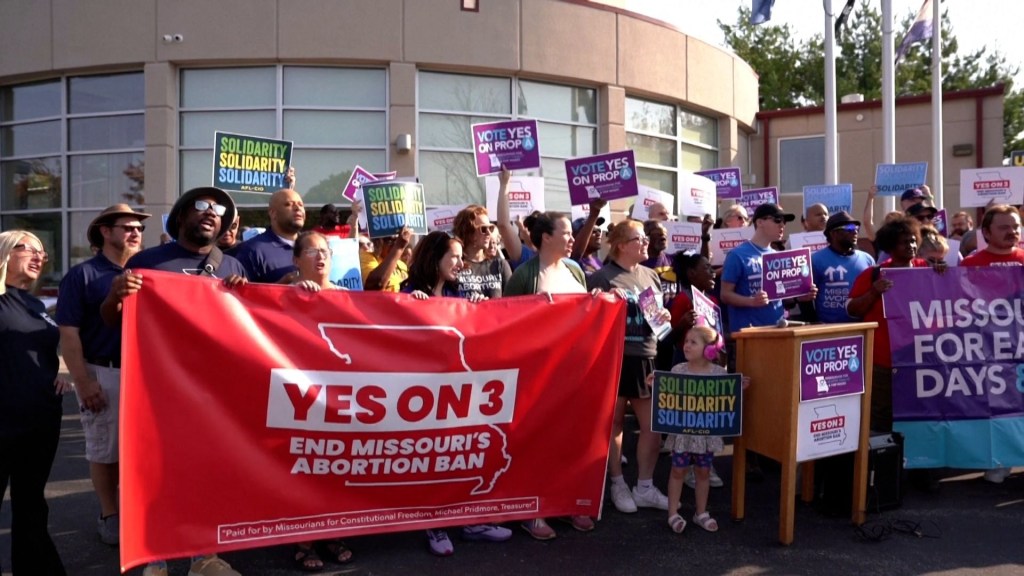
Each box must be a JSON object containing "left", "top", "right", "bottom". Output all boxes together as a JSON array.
[
  {"left": 906, "top": 203, "right": 938, "bottom": 219},
  {"left": 900, "top": 187, "right": 927, "bottom": 202},
  {"left": 751, "top": 203, "right": 795, "bottom": 223},
  {"left": 572, "top": 216, "right": 606, "bottom": 235},
  {"left": 824, "top": 210, "right": 861, "bottom": 233}
]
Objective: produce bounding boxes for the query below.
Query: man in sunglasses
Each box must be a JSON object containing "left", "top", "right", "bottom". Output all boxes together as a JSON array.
[
  {"left": 99, "top": 187, "right": 247, "bottom": 576},
  {"left": 56, "top": 203, "right": 151, "bottom": 546},
  {"left": 233, "top": 188, "right": 306, "bottom": 283},
  {"left": 810, "top": 211, "right": 876, "bottom": 324}
]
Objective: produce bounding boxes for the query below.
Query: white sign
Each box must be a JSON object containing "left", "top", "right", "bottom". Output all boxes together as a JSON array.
[
  {"left": 485, "top": 176, "right": 546, "bottom": 223},
  {"left": 664, "top": 221, "right": 703, "bottom": 255},
  {"left": 788, "top": 231, "right": 827, "bottom": 253},
  {"left": 631, "top": 185, "right": 675, "bottom": 221},
  {"left": 959, "top": 167, "right": 1024, "bottom": 207},
  {"left": 677, "top": 172, "right": 718, "bottom": 221},
  {"left": 570, "top": 202, "right": 612, "bottom": 225},
  {"left": 709, "top": 226, "right": 754, "bottom": 266},
  {"left": 425, "top": 205, "right": 465, "bottom": 233},
  {"left": 796, "top": 394, "right": 861, "bottom": 462}
]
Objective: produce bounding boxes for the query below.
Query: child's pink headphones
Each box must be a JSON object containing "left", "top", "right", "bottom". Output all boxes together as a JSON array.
[{"left": 703, "top": 328, "right": 725, "bottom": 361}]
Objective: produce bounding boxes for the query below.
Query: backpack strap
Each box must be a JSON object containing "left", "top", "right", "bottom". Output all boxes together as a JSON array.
[{"left": 201, "top": 246, "right": 224, "bottom": 277}]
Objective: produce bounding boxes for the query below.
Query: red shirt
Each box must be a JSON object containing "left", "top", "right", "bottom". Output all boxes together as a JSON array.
[
  {"left": 669, "top": 289, "right": 721, "bottom": 355},
  {"left": 961, "top": 248, "right": 1024, "bottom": 267},
  {"left": 313, "top": 224, "right": 351, "bottom": 238},
  {"left": 847, "top": 258, "right": 927, "bottom": 368}
]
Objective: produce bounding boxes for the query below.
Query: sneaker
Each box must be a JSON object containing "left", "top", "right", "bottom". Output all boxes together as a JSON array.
[
  {"left": 684, "top": 469, "right": 696, "bottom": 489},
  {"left": 984, "top": 467, "right": 1011, "bottom": 484},
  {"left": 426, "top": 529, "right": 453, "bottom": 556},
  {"left": 97, "top": 513, "right": 119, "bottom": 546},
  {"left": 461, "top": 524, "right": 512, "bottom": 542},
  {"left": 188, "top": 555, "right": 240, "bottom": 576},
  {"left": 709, "top": 465, "right": 725, "bottom": 488},
  {"left": 632, "top": 485, "right": 669, "bottom": 510},
  {"left": 609, "top": 481, "right": 638, "bottom": 513},
  {"left": 520, "top": 518, "right": 556, "bottom": 540},
  {"left": 569, "top": 515, "right": 595, "bottom": 532},
  {"left": 142, "top": 563, "right": 168, "bottom": 576}
]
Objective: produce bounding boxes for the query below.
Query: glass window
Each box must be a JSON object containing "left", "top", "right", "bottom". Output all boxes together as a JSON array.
[
  {"left": 68, "top": 210, "right": 101, "bottom": 265},
  {"left": 1, "top": 157, "right": 62, "bottom": 211},
  {"left": 419, "top": 72, "right": 511, "bottom": 114},
  {"left": 627, "top": 133, "right": 676, "bottom": 167},
  {"left": 638, "top": 167, "right": 677, "bottom": 197},
  {"left": 69, "top": 152, "right": 145, "bottom": 208},
  {"left": 180, "top": 111, "right": 276, "bottom": 148},
  {"left": 536, "top": 122, "right": 595, "bottom": 159},
  {"left": 679, "top": 109, "right": 718, "bottom": 146},
  {"left": 180, "top": 67, "right": 276, "bottom": 108},
  {"left": 626, "top": 98, "right": 675, "bottom": 136},
  {"left": 297, "top": 150, "right": 388, "bottom": 205},
  {"left": 1, "top": 80, "right": 60, "bottom": 122},
  {"left": 1, "top": 121, "right": 61, "bottom": 157},
  {"left": 284, "top": 67, "right": 386, "bottom": 108},
  {"left": 419, "top": 113, "right": 489, "bottom": 150},
  {"left": 69, "top": 115, "right": 144, "bottom": 151},
  {"left": 626, "top": 96, "right": 719, "bottom": 197},
  {"left": 681, "top": 144, "right": 717, "bottom": 172},
  {"left": 779, "top": 136, "right": 825, "bottom": 194},
  {"left": 283, "top": 111, "right": 385, "bottom": 146},
  {"left": 1, "top": 211, "right": 62, "bottom": 287},
  {"left": 518, "top": 80, "right": 596, "bottom": 124},
  {"left": 69, "top": 73, "right": 144, "bottom": 114},
  {"left": 419, "top": 151, "right": 482, "bottom": 206}
]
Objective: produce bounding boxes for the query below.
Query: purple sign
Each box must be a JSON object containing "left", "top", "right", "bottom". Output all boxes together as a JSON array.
[
  {"left": 933, "top": 208, "right": 947, "bottom": 236},
  {"left": 761, "top": 248, "right": 813, "bottom": 300},
  {"left": 341, "top": 165, "right": 379, "bottom": 202},
  {"left": 696, "top": 167, "right": 743, "bottom": 200},
  {"left": 471, "top": 119, "right": 541, "bottom": 176},
  {"left": 799, "top": 336, "right": 866, "bottom": 402},
  {"left": 736, "top": 186, "right": 778, "bottom": 215},
  {"left": 565, "top": 150, "right": 639, "bottom": 206},
  {"left": 692, "top": 288, "right": 722, "bottom": 335}
]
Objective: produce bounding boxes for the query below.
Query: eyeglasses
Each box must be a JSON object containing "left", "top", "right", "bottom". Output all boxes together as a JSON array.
[
  {"left": 193, "top": 200, "right": 227, "bottom": 216},
  {"left": 301, "top": 248, "right": 333, "bottom": 258},
  {"left": 835, "top": 224, "right": 860, "bottom": 233},
  {"left": 13, "top": 243, "right": 48, "bottom": 261},
  {"left": 477, "top": 224, "right": 496, "bottom": 235},
  {"left": 626, "top": 235, "right": 650, "bottom": 244},
  {"left": 761, "top": 216, "right": 786, "bottom": 224},
  {"left": 112, "top": 224, "right": 145, "bottom": 234}
]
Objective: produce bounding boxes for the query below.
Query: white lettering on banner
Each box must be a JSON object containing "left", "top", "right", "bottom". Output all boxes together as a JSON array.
[{"left": 266, "top": 369, "right": 519, "bottom": 432}]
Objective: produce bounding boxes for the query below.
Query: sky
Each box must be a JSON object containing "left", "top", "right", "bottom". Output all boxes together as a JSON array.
[{"left": 626, "top": 1, "right": 1023, "bottom": 84}]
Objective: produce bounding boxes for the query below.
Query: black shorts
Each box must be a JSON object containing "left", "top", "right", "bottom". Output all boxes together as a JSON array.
[{"left": 618, "top": 356, "right": 655, "bottom": 399}]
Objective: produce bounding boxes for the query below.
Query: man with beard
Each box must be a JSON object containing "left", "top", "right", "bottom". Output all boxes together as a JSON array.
[
  {"left": 100, "top": 187, "right": 246, "bottom": 576},
  {"left": 810, "top": 211, "right": 875, "bottom": 324},
  {"left": 56, "top": 203, "right": 151, "bottom": 546},
  {"left": 233, "top": 188, "right": 306, "bottom": 283}
]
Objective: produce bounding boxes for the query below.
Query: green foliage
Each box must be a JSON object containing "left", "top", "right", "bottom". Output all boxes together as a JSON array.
[{"left": 720, "top": 4, "right": 1023, "bottom": 159}]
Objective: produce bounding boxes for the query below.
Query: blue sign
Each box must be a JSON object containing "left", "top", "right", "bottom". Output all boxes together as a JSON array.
[
  {"left": 803, "top": 184, "right": 853, "bottom": 215},
  {"left": 327, "top": 237, "right": 363, "bottom": 291},
  {"left": 874, "top": 162, "right": 928, "bottom": 196}
]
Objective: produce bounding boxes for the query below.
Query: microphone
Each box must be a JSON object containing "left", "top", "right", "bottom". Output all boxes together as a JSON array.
[{"left": 776, "top": 318, "right": 809, "bottom": 328}]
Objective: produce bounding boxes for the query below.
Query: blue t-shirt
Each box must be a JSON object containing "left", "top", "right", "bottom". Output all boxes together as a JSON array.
[
  {"left": 126, "top": 242, "right": 247, "bottom": 278},
  {"left": 811, "top": 247, "right": 875, "bottom": 324},
  {"left": 721, "top": 240, "right": 783, "bottom": 332},
  {"left": 55, "top": 254, "right": 124, "bottom": 361},
  {"left": 232, "top": 229, "right": 296, "bottom": 283},
  {"left": 508, "top": 244, "right": 535, "bottom": 272}
]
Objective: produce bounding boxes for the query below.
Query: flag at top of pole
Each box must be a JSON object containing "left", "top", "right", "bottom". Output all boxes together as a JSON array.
[
  {"left": 750, "top": 0, "right": 775, "bottom": 25},
  {"left": 895, "top": 0, "right": 934, "bottom": 63}
]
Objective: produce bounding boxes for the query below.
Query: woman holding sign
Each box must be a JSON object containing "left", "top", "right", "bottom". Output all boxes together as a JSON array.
[{"left": 587, "top": 220, "right": 672, "bottom": 514}]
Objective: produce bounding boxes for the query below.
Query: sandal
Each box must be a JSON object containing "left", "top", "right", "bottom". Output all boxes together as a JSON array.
[
  {"left": 321, "top": 539, "right": 354, "bottom": 564},
  {"left": 668, "top": 514, "right": 687, "bottom": 534},
  {"left": 692, "top": 512, "right": 719, "bottom": 532},
  {"left": 294, "top": 544, "right": 324, "bottom": 572}
]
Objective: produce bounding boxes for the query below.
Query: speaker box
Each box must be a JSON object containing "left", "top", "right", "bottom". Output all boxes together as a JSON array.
[{"left": 813, "top": 431, "right": 903, "bottom": 516}]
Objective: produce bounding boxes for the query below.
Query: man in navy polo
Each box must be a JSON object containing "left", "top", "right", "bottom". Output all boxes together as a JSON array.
[
  {"left": 233, "top": 188, "right": 306, "bottom": 283},
  {"left": 56, "top": 203, "right": 151, "bottom": 546}
]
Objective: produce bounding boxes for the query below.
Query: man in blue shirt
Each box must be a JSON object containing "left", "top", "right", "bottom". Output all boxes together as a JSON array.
[
  {"left": 56, "top": 203, "right": 150, "bottom": 546},
  {"left": 233, "top": 188, "right": 306, "bottom": 283},
  {"left": 811, "top": 211, "right": 875, "bottom": 324}
]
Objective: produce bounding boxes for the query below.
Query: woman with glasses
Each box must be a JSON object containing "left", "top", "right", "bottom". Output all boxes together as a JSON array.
[
  {"left": 721, "top": 204, "right": 750, "bottom": 229},
  {"left": 452, "top": 205, "right": 511, "bottom": 300},
  {"left": 587, "top": 220, "right": 673, "bottom": 515},
  {"left": 0, "top": 230, "right": 73, "bottom": 575}
]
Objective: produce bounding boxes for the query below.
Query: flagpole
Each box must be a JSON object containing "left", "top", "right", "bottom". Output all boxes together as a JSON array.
[
  {"left": 931, "top": 0, "right": 943, "bottom": 208},
  {"left": 824, "top": 1, "right": 838, "bottom": 185},
  {"left": 881, "top": 0, "right": 896, "bottom": 214}
]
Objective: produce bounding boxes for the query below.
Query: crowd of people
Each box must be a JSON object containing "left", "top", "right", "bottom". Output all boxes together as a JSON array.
[{"left": 1, "top": 165, "right": 1021, "bottom": 574}]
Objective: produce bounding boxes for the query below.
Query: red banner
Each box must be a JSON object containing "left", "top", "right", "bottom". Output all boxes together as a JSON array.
[{"left": 120, "top": 271, "right": 625, "bottom": 570}]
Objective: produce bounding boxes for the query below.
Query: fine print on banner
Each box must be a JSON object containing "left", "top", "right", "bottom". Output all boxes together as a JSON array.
[
  {"left": 214, "top": 131, "right": 293, "bottom": 193},
  {"left": 362, "top": 181, "right": 428, "bottom": 238},
  {"left": 651, "top": 371, "right": 743, "bottom": 436}
]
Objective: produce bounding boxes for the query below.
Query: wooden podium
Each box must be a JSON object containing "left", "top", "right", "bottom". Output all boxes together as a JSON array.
[{"left": 730, "top": 322, "right": 877, "bottom": 545}]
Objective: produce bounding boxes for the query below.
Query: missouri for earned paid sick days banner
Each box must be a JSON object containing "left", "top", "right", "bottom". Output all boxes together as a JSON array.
[
  {"left": 881, "top": 267, "right": 1024, "bottom": 470},
  {"left": 214, "top": 131, "right": 293, "bottom": 193},
  {"left": 118, "top": 272, "right": 625, "bottom": 570}
]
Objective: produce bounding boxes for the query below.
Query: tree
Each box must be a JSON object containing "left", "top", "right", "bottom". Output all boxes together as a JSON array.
[{"left": 719, "top": 5, "right": 1023, "bottom": 159}]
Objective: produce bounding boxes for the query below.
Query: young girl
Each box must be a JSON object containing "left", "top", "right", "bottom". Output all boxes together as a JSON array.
[{"left": 650, "top": 324, "right": 749, "bottom": 534}]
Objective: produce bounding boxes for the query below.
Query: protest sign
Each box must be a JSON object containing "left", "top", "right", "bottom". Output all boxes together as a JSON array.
[
  {"left": 639, "top": 286, "right": 671, "bottom": 341},
  {"left": 736, "top": 187, "right": 778, "bottom": 216},
  {"left": 341, "top": 166, "right": 379, "bottom": 202},
  {"left": 565, "top": 150, "right": 639, "bottom": 206},
  {"left": 881, "top": 267, "right": 1024, "bottom": 469},
  {"left": 631, "top": 185, "right": 674, "bottom": 221},
  {"left": 471, "top": 119, "right": 541, "bottom": 176},
  {"left": 426, "top": 205, "right": 463, "bottom": 233},
  {"left": 213, "top": 132, "right": 293, "bottom": 193},
  {"left": 933, "top": 208, "right": 947, "bottom": 236},
  {"left": 788, "top": 231, "right": 827, "bottom": 253},
  {"left": 326, "top": 237, "right": 363, "bottom": 290},
  {"left": 874, "top": 162, "right": 928, "bottom": 196},
  {"left": 120, "top": 272, "right": 626, "bottom": 569},
  {"left": 692, "top": 288, "right": 722, "bottom": 335},
  {"left": 651, "top": 371, "right": 743, "bottom": 436},
  {"left": 796, "top": 395, "right": 861, "bottom": 462},
  {"left": 569, "top": 202, "right": 612, "bottom": 224},
  {"left": 362, "top": 181, "right": 428, "bottom": 238},
  {"left": 799, "top": 336, "right": 865, "bottom": 402},
  {"left": 803, "top": 184, "right": 853, "bottom": 215},
  {"left": 678, "top": 172, "right": 718, "bottom": 220},
  {"left": 664, "top": 221, "right": 702, "bottom": 255},
  {"left": 761, "top": 248, "right": 813, "bottom": 300},
  {"left": 485, "top": 176, "right": 545, "bottom": 222},
  {"left": 696, "top": 167, "right": 742, "bottom": 200},
  {"left": 959, "top": 167, "right": 1024, "bottom": 207},
  {"left": 709, "top": 226, "right": 754, "bottom": 267}
]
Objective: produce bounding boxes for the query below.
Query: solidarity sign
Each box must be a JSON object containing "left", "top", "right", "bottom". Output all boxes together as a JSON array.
[
  {"left": 214, "top": 131, "right": 293, "bottom": 193},
  {"left": 119, "top": 273, "right": 625, "bottom": 569}
]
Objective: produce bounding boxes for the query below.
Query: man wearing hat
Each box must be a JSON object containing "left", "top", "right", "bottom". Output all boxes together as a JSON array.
[
  {"left": 900, "top": 186, "right": 931, "bottom": 211},
  {"left": 55, "top": 204, "right": 151, "bottom": 546},
  {"left": 906, "top": 202, "right": 938, "bottom": 225},
  {"left": 570, "top": 199, "right": 607, "bottom": 276},
  {"left": 810, "top": 211, "right": 876, "bottom": 324},
  {"left": 100, "top": 188, "right": 246, "bottom": 576}
]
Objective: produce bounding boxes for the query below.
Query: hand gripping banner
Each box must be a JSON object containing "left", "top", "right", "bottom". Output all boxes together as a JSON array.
[{"left": 120, "top": 271, "right": 625, "bottom": 570}]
